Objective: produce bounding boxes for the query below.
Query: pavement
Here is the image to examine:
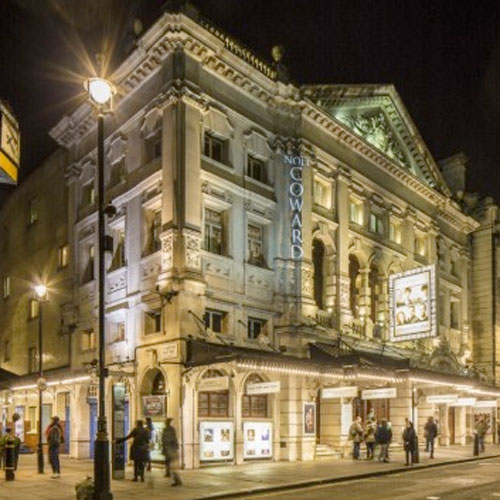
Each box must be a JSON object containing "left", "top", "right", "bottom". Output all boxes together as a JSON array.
[{"left": 1, "top": 445, "right": 500, "bottom": 500}]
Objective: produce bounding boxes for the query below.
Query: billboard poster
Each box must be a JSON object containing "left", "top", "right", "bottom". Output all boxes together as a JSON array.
[
  {"left": 243, "top": 422, "right": 272, "bottom": 459},
  {"left": 389, "top": 265, "right": 437, "bottom": 342},
  {"left": 112, "top": 384, "right": 126, "bottom": 478},
  {"left": 143, "top": 395, "right": 166, "bottom": 418},
  {"left": 303, "top": 402, "right": 316, "bottom": 435},
  {"left": 150, "top": 421, "right": 165, "bottom": 461},
  {"left": 199, "top": 421, "right": 234, "bottom": 461},
  {"left": 14, "top": 406, "right": 24, "bottom": 442}
]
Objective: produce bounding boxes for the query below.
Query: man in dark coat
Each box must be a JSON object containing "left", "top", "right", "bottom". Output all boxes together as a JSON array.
[
  {"left": 116, "top": 420, "right": 150, "bottom": 482},
  {"left": 47, "top": 416, "right": 64, "bottom": 478},
  {"left": 424, "top": 416, "right": 438, "bottom": 458},
  {"left": 375, "top": 418, "right": 392, "bottom": 463},
  {"left": 403, "top": 421, "right": 417, "bottom": 466},
  {"left": 162, "top": 417, "right": 182, "bottom": 486}
]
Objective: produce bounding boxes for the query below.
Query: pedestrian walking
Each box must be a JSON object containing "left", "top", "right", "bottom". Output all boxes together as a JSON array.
[
  {"left": 145, "top": 417, "right": 154, "bottom": 472},
  {"left": 349, "top": 416, "right": 364, "bottom": 460},
  {"left": 46, "top": 416, "right": 64, "bottom": 478},
  {"left": 403, "top": 420, "right": 417, "bottom": 466},
  {"left": 364, "top": 416, "right": 377, "bottom": 460},
  {"left": 116, "top": 420, "right": 150, "bottom": 482},
  {"left": 375, "top": 418, "right": 392, "bottom": 463},
  {"left": 424, "top": 416, "right": 438, "bottom": 458},
  {"left": 161, "top": 417, "right": 182, "bottom": 486},
  {"left": 475, "top": 415, "right": 489, "bottom": 453}
]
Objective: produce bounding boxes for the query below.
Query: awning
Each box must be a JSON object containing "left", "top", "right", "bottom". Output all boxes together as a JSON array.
[{"left": 0, "top": 368, "right": 21, "bottom": 390}]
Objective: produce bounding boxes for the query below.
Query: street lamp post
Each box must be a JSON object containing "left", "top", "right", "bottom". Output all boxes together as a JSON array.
[
  {"left": 33, "top": 284, "right": 47, "bottom": 474},
  {"left": 85, "top": 76, "right": 115, "bottom": 500}
]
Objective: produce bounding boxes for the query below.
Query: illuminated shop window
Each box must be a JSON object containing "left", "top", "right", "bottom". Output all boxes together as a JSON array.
[
  {"left": 247, "top": 318, "right": 265, "bottom": 340},
  {"left": 204, "top": 208, "right": 225, "bottom": 255},
  {"left": 204, "top": 133, "right": 225, "bottom": 163},
  {"left": 204, "top": 309, "right": 224, "bottom": 334},
  {"left": 349, "top": 198, "right": 364, "bottom": 225},
  {"left": 3, "top": 275, "right": 10, "bottom": 299},
  {"left": 369, "top": 212, "right": 384, "bottom": 235},
  {"left": 144, "top": 309, "right": 162, "bottom": 335},
  {"left": 58, "top": 244, "right": 70, "bottom": 269},
  {"left": 247, "top": 223, "right": 265, "bottom": 267},
  {"left": 247, "top": 156, "right": 266, "bottom": 183}
]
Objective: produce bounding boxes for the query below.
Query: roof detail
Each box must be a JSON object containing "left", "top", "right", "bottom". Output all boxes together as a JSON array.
[{"left": 302, "top": 84, "right": 451, "bottom": 196}]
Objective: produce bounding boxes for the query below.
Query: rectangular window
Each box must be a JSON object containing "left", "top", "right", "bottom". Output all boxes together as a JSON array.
[
  {"left": 28, "top": 347, "right": 37, "bottom": 374},
  {"left": 83, "top": 183, "right": 95, "bottom": 206},
  {"left": 58, "top": 244, "right": 70, "bottom": 269},
  {"left": 248, "top": 224, "right": 265, "bottom": 267},
  {"left": 204, "top": 134, "right": 225, "bottom": 163},
  {"left": 204, "top": 310, "right": 224, "bottom": 334},
  {"left": 242, "top": 394, "right": 268, "bottom": 418},
  {"left": 450, "top": 300, "right": 460, "bottom": 330},
  {"left": 247, "top": 318, "right": 265, "bottom": 340},
  {"left": 451, "top": 259, "right": 460, "bottom": 278},
  {"left": 82, "top": 244, "right": 95, "bottom": 283},
  {"left": 29, "top": 199, "right": 38, "bottom": 224},
  {"left": 80, "top": 329, "right": 96, "bottom": 351},
  {"left": 3, "top": 275, "right": 10, "bottom": 299},
  {"left": 247, "top": 156, "right": 266, "bottom": 183},
  {"left": 109, "top": 230, "right": 126, "bottom": 271},
  {"left": 29, "top": 299, "right": 39, "bottom": 320},
  {"left": 144, "top": 309, "right": 162, "bottom": 335},
  {"left": 198, "top": 391, "right": 229, "bottom": 418},
  {"left": 3, "top": 340, "right": 10, "bottom": 362},
  {"left": 389, "top": 221, "right": 402, "bottom": 244},
  {"left": 313, "top": 178, "right": 331, "bottom": 208},
  {"left": 349, "top": 198, "right": 363, "bottom": 225},
  {"left": 151, "top": 211, "right": 162, "bottom": 253},
  {"left": 204, "top": 208, "right": 224, "bottom": 255},
  {"left": 369, "top": 213, "right": 384, "bottom": 235},
  {"left": 415, "top": 235, "right": 427, "bottom": 257}
]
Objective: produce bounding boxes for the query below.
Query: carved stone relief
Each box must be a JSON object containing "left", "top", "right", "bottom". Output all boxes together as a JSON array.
[
  {"left": 184, "top": 229, "right": 201, "bottom": 270},
  {"left": 140, "top": 107, "right": 162, "bottom": 139},
  {"left": 160, "top": 229, "right": 175, "bottom": 270}
]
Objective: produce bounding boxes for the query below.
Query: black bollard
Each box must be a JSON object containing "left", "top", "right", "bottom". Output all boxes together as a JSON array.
[
  {"left": 4, "top": 437, "right": 15, "bottom": 481},
  {"left": 473, "top": 433, "right": 479, "bottom": 456}
]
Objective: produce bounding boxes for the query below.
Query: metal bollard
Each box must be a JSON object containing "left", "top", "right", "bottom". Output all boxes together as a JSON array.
[
  {"left": 4, "top": 438, "right": 15, "bottom": 481},
  {"left": 473, "top": 433, "right": 479, "bottom": 456}
]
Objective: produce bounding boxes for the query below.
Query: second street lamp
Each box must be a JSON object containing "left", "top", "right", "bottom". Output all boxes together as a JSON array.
[
  {"left": 84, "top": 74, "right": 115, "bottom": 500},
  {"left": 33, "top": 283, "right": 48, "bottom": 474}
]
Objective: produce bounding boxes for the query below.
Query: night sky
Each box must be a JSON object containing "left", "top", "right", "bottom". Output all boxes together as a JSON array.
[{"left": 0, "top": 0, "right": 498, "bottom": 205}]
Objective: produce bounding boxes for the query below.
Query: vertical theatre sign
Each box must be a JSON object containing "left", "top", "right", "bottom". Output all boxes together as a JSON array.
[
  {"left": 0, "top": 101, "right": 20, "bottom": 185},
  {"left": 284, "top": 154, "right": 307, "bottom": 259}
]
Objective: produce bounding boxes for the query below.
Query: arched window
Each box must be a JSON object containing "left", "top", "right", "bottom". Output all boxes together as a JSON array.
[
  {"left": 242, "top": 374, "right": 268, "bottom": 418},
  {"left": 198, "top": 370, "right": 229, "bottom": 418},
  {"left": 349, "top": 255, "right": 360, "bottom": 318},
  {"left": 369, "top": 264, "right": 379, "bottom": 323},
  {"left": 152, "top": 372, "right": 166, "bottom": 395},
  {"left": 312, "top": 239, "right": 325, "bottom": 309}
]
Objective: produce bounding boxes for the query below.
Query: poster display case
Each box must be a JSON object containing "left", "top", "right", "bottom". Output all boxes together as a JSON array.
[
  {"left": 199, "top": 421, "right": 234, "bottom": 461},
  {"left": 243, "top": 422, "right": 272, "bottom": 459}
]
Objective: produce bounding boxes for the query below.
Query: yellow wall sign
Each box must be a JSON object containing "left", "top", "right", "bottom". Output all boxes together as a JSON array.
[{"left": 0, "top": 101, "right": 20, "bottom": 184}]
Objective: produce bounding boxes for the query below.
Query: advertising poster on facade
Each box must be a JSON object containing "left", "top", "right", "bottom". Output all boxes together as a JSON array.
[
  {"left": 199, "top": 421, "right": 234, "bottom": 461},
  {"left": 112, "top": 384, "right": 126, "bottom": 478},
  {"left": 243, "top": 422, "right": 272, "bottom": 459},
  {"left": 389, "top": 265, "right": 437, "bottom": 342},
  {"left": 150, "top": 421, "right": 165, "bottom": 461},
  {"left": 14, "top": 405, "right": 24, "bottom": 442},
  {"left": 143, "top": 395, "right": 166, "bottom": 418},
  {"left": 303, "top": 402, "right": 316, "bottom": 435}
]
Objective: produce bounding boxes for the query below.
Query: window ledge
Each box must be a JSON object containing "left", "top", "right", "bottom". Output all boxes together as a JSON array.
[
  {"left": 202, "top": 155, "right": 233, "bottom": 174},
  {"left": 244, "top": 175, "right": 274, "bottom": 192}
]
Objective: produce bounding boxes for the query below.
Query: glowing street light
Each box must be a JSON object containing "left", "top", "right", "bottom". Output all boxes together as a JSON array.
[
  {"left": 85, "top": 70, "right": 115, "bottom": 500},
  {"left": 33, "top": 284, "right": 47, "bottom": 299}
]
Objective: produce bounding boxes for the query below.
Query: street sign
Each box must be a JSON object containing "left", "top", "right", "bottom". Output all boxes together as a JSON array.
[
  {"left": 361, "top": 387, "right": 397, "bottom": 400},
  {"left": 322, "top": 386, "right": 358, "bottom": 399}
]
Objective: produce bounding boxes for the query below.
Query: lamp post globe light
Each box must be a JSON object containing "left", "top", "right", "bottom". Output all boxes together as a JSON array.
[
  {"left": 85, "top": 74, "right": 115, "bottom": 500},
  {"left": 33, "top": 283, "right": 48, "bottom": 474}
]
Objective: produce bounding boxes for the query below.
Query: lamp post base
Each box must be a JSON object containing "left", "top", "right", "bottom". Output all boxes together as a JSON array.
[
  {"left": 37, "top": 443, "right": 44, "bottom": 474},
  {"left": 93, "top": 431, "right": 113, "bottom": 500}
]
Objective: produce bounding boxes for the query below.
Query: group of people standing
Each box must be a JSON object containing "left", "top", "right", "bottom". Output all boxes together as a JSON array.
[
  {"left": 116, "top": 417, "right": 182, "bottom": 486},
  {"left": 349, "top": 413, "right": 440, "bottom": 466}
]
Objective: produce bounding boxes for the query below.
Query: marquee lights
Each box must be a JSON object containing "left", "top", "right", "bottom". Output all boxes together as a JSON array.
[{"left": 11, "top": 375, "right": 91, "bottom": 392}]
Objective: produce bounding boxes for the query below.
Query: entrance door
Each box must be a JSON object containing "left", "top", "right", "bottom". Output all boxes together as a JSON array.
[
  {"left": 448, "top": 407, "right": 455, "bottom": 444},
  {"left": 63, "top": 404, "right": 70, "bottom": 454},
  {"left": 89, "top": 401, "right": 97, "bottom": 458},
  {"left": 352, "top": 398, "right": 390, "bottom": 422}
]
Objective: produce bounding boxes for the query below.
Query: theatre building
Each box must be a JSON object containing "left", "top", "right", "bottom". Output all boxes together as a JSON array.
[{"left": 1, "top": 4, "right": 500, "bottom": 468}]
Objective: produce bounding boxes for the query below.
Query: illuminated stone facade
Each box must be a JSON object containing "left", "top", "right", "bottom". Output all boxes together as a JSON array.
[{"left": 0, "top": 5, "right": 498, "bottom": 465}]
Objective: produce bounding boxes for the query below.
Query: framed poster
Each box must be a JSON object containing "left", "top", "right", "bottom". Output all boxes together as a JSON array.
[
  {"left": 199, "top": 421, "right": 234, "bottom": 461},
  {"left": 143, "top": 395, "right": 166, "bottom": 418},
  {"left": 150, "top": 421, "right": 165, "bottom": 461},
  {"left": 389, "top": 265, "right": 437, "bottom": 342},
  {"left": 243, "top": 422, "right": 272, "bottom": 459},
  {"left": 303, "top": 402, "right": 316, "bottom": 435}
]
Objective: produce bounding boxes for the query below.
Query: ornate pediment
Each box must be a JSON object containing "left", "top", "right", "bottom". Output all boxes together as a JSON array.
[{"left": 302, "top": 84, "right": 451, "bottom": 196}]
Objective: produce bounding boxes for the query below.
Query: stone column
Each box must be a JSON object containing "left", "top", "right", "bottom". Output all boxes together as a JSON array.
[
  {"left": 279, "top": 374, "right": 300, "bottom": 461},
  {"left": 439, "top": 405, "right": 450, "bottom": 446},
  {"left": 455, "top": 406, "right": 467, "bottom": 445}
]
